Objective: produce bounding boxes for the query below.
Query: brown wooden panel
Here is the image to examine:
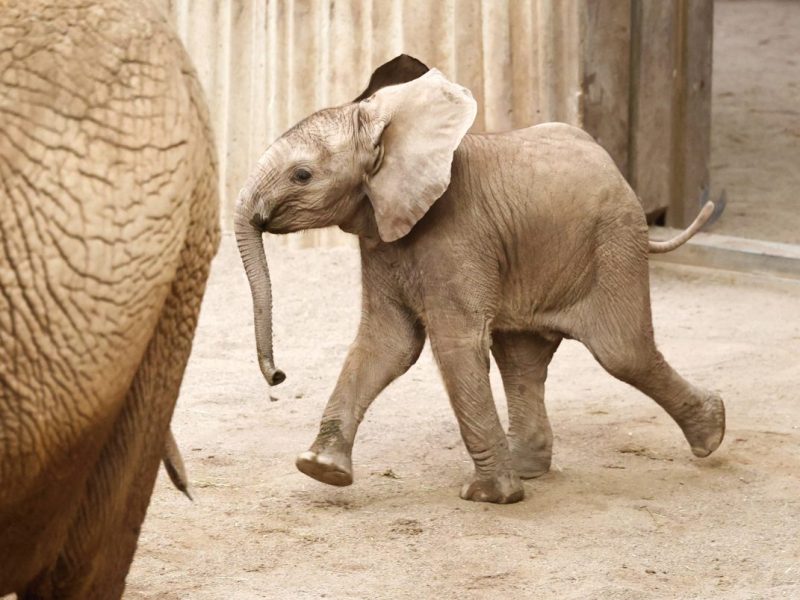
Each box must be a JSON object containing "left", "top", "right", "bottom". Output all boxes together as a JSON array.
[
  {"left": 629, "top": 0, "right": 677, "bottom": 216},
  {"left": 580, "top": 0, "right": 632, "bottom": 177},
  {"left": 667, "top": 0, "right": 714, "bottom": 227}
]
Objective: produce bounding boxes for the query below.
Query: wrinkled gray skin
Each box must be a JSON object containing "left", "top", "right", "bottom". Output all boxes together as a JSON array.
[
  {"left": 0, "top": 1, "right": 219, "bottom": 597},
  {"left": 236, "top": 55, "right": 725, "bottom": 504}
]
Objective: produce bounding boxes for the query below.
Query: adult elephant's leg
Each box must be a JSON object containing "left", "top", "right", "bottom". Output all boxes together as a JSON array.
[
  {"left": 21, "top": 178, "right": 220, "bottom": 600},
  {"left": 428, "top": 319, "right": 523, "bottom": 504},
  {"left": 491, "top": 332, "right": 561, "bottom": 479},
  {"left": 296, "top": 298, "right": 425, "bottom": 486},
  {"left": 579, "top": 271, "right": 725, "bottom": 458}
]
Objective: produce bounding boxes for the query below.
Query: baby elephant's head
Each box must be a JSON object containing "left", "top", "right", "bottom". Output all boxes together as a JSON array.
[
  {"left": 235, "top": 65, "right": 476, "bottom": 389},
  {"left": 237, "top": 68, "right": 476, "bottom": 243}
]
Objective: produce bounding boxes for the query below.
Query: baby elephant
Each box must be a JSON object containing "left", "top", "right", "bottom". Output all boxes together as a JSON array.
[{"left": 236, "top": 55, "right": 725, "bottom": 503}]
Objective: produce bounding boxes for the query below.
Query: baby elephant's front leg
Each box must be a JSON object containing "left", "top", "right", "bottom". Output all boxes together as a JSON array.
[
  {"left": 296, "top": 309, "right": 424, "bottom": 486},
  {"left": 430, "top": 326, "right": 523, "bottom": 504}
]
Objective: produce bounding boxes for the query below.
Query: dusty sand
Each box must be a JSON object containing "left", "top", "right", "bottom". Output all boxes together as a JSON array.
[
  {"left": 120, "top": 2, "right": 800, "bottom": 598},
  {"left": 711, "top": 0, "right": 800, "bottom": 244},
  {"left": 123, "top": 233, "right": 800, "bottom": 600}
]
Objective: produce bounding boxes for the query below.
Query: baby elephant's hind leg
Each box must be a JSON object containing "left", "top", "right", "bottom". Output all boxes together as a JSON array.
[
  {"left": 582, "top": 294, "right": 725, "bottom": 457},
  {"left": 492, "top": 332, "right": 561, "bottom": 478},
  {"left": 600, "top": 345, "right": 725, "bottom": 457}
]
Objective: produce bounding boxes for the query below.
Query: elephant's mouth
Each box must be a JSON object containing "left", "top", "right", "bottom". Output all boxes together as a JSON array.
[
  {"left": 263, "top": 221, "right": 292, "bottom": 234},
  {"left": 248, "top": 207, "right": 292, "bottom": 235},
  {"left": 249, "top": 212, "right": 270, "bottom": 232},
  {"left": 258, "top": 203, "right": 293, "bottom": 234}
]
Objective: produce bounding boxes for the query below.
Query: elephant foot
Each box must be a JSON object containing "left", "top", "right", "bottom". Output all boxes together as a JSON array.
[
  {"left": 510, "top": 450, "right": 551, "bottom": 479},
  {"left": 296, "top": 449, "right": 353, "bottom": 487},
  {"left": 509, "top": 435, "right": 552, "bottom": 479},
  {"left": 682, "top": 391, "right": 726, "bottom": 458},
  {"left": 460, "top": 470, "right": 524, "bottom": 504}
]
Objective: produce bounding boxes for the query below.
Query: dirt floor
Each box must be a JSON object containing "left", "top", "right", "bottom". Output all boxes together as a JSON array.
[
  {"left": 710, "top": 0, "right": 800, "bottom": 244},
  {"left": 121, "top": 232, "right": 800, "bottom": 600},
  {"left": 120, "top": 2, "right": 800, "bottom": 598}
]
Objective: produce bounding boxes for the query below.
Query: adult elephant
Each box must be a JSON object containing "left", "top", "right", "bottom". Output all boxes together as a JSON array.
[{"left": 0, "top": 1, "right": 219, "bottom": 597}]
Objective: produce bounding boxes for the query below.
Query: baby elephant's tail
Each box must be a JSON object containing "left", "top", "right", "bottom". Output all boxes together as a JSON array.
[{"left": 648, "top": 200, "right": 715, "bottom": 254}]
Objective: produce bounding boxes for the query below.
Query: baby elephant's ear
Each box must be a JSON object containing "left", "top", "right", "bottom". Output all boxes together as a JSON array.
[{"left": 360, "top": 69, "right": 477, "bottom": 242}]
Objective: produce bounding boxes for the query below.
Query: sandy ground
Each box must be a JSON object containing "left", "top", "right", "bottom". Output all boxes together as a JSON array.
[
  {"left": 120, "top": 2, "right": 800, "bottom": 598},
  {"left": 121, "top": 233, "right": 800, "bottom": 600},
  {"left": 710, "top": 0, "right": 800, "bottom": 244}
]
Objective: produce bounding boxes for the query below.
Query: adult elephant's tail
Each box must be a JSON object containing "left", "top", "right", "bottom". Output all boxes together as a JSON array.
[
  {"left": 163, "top": 429, "right": 192, "bottom": 500},
  {"left": 648, "top": 200, "right": 715, "bottom": 254}
]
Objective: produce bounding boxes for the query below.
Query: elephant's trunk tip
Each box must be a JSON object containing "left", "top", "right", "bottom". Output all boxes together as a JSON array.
[
  {"left": 260, "top": 358, "right": 286, "bottom": 387},
  {"left": 269, "top": 369, "right": 287, "bottom": 386}
]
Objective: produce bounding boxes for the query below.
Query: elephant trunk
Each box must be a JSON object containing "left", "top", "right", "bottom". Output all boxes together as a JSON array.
[{"left": 235, "top": 187, "right": 285, "bottom": 387}]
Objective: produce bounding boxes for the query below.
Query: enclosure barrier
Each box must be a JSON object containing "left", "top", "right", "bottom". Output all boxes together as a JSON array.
[{"left": 158, "top": 0, "right": 713, "bottom": 246}]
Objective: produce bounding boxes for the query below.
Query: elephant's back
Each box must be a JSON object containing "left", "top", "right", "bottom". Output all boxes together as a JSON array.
[
  {"left": 0, "top": 0, "right": 216, "bottom": 495},
  {"left": 500, "top": 121, "right": 596, "bottom": 144},
  {"left": 450, "top": 130, "right": 648, "bottom": 331},
  {"left": 465, "top": 126, "right": 642, "bottom": 222}
]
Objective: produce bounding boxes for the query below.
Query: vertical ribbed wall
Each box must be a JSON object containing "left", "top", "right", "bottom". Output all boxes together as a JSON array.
[{"left": 156, "top": 0, "right": 586, "bottom": 246}]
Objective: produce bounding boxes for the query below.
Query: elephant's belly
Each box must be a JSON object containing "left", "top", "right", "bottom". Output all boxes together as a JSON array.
[
  {"left": 492, "top": 302, "right": 581, "bottom": 338},
  {"left": 492, "top": 249, "right": 598, "bottom": 337}
]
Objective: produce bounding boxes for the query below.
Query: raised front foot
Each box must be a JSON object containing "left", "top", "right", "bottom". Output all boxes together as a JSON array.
[
  {"left": 508, "top": 434, "right": 552, "bottom": 479},
  {"left": 460, "top": 470, "right": 524, "bottom": 504},
  {"left": 297, "top": 420, "right": 354, "bottom": 486},
  {"left": 681, "top": 391, "right": 726, "bottom": 458},
  {"left": 296, "top": 448, "right": 353, "bottom": 486}
]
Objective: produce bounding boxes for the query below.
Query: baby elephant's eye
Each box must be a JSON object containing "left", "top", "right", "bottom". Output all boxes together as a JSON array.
[{"left": 292, "top": 168, "right": 312, "bottom": 183}]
